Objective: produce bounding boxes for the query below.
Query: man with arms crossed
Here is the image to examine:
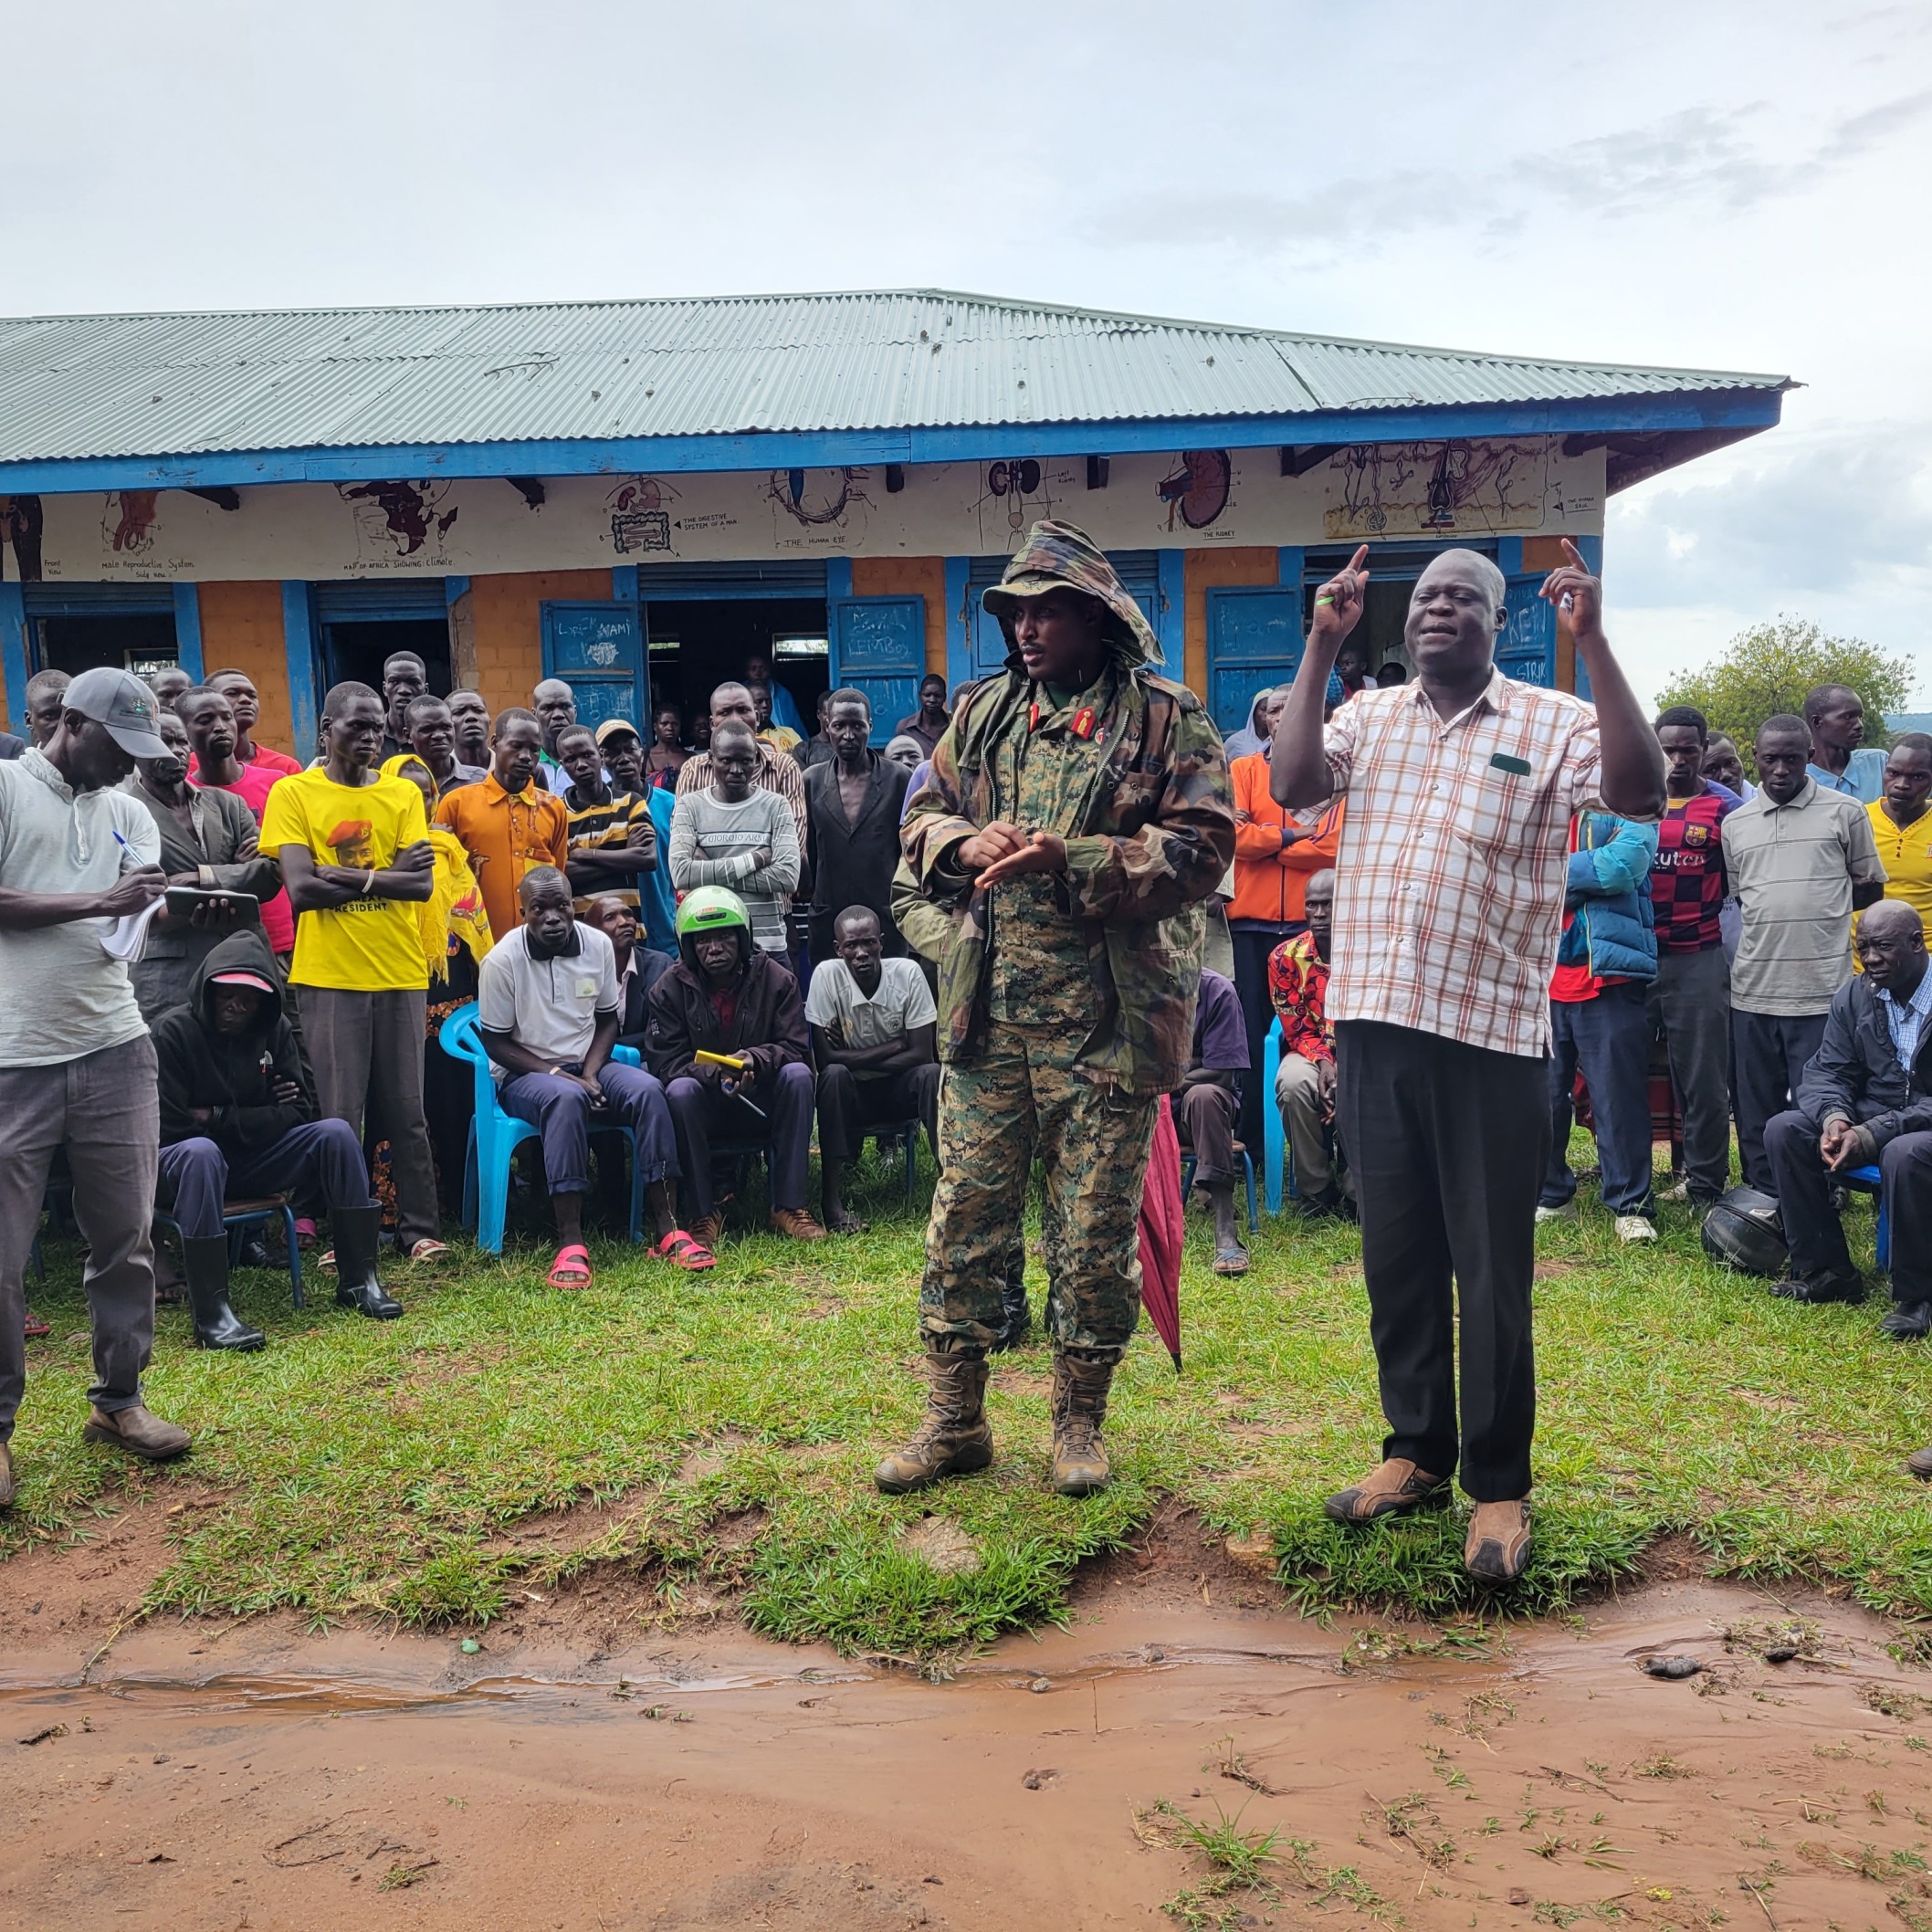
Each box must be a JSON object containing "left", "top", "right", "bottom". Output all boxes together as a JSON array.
[{"left": 1270, "top": 540, "right": 1665, "bottom": 1582}]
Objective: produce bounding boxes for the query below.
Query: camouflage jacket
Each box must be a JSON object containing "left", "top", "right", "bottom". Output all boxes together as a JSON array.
[{"left": 901, "top": 661, "right": 1234, "bottom": 1094}]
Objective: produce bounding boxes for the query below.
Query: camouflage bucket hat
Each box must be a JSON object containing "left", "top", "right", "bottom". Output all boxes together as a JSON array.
[{"left": 981, "top": 520, "right": 1160, "bottom": 667}]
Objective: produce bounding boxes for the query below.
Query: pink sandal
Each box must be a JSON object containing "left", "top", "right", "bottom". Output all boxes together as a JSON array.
[
  {"left": 653, "top": 1229, "right": 716, "bottom": 1272},
  {"left": 547, "top": 1244, "right": 593, "bottom": 1288}
]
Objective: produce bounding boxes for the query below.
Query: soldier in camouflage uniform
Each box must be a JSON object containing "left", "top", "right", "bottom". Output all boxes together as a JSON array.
[{"left": 877, "top": 521, "right": 1234, "bottom": 1497}]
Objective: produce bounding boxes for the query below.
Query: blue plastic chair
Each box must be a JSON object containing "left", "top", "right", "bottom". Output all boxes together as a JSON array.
[
  {"left": 437, "top": 1003, "right": 646, "bottom": 1255},
  {"left": 153, "top": 1196, "right": 304, "bottom": 1308},
  {"left": 1261, "top": 1021, "right": 1300, "bottom": 1214},
  {"left": 1841, "top": 1162, "right": 1892, "bottom": 1271}
]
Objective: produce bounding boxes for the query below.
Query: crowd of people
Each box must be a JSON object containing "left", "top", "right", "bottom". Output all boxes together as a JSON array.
[{"left": 0, "top": 530, "right": 1925, "bottom": 1576}]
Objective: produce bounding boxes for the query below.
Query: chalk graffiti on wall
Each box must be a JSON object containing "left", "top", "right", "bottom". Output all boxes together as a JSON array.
[{"left": 1323, "top": 440, "right": 1548, "bottom": 539}]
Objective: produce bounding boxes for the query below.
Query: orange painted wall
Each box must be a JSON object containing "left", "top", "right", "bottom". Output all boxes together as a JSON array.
[
  {"left": 1182, "top": 548, "right": 1279, "bottom": 704},
  {"left": 467, "top": 570, "right": 614, "bottom": 719},
  {"left": 198, "top": 582, "right": 299, "bottom": 755},
  {"left": 850, "top": 556, "right": 948, "bottom": 677}
]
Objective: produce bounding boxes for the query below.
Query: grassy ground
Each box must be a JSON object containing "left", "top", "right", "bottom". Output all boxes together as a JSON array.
[{"left": 4, "top": 1139, "right": 1929, "bottom": 1655}]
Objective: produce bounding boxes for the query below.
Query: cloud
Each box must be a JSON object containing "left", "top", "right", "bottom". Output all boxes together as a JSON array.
[
  {"left": 1087, "top": 92, "right": 1932, "bottom": 254},
  {"left": 1608, "top": 420, "right": 1932, "bottom": 608}
]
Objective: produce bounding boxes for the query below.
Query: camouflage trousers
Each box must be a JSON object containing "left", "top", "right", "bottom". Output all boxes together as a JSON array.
[{"left": 920, "top": 1021, "right": 1158, "bottom": 1359}]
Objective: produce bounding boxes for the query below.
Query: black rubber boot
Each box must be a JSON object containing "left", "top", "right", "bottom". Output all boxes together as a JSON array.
[
  {"left": 990, "top": 1245, "right": 1031, "bottom": 1353},
  {"left": 331, "top": 1204, "right": 402, "bottom": 1320},
  {"left": 181, "top": 1234, "right": 266, "bottom": 1352}
]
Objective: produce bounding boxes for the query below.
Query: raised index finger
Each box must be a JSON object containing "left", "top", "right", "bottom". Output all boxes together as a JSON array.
[
  {"left": 1559, "top": 538, "right": 1584, "bottom": 569},
  {"left": 1349, "top": 545, "right": 1370, "bottom": 575}
]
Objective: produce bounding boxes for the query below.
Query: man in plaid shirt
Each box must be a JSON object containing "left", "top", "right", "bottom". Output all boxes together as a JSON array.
[{"left": 1270, "top": 540, "right": 1665, "bottom": 1585}]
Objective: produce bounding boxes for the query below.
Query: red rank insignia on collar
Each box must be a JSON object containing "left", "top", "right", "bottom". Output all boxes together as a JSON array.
[
  {"left": 1071, "top": 707, "right": 1097, "bottom": 740},
  {"left": 1028, "top": 701, "right": 1040, "bottom": 731}
]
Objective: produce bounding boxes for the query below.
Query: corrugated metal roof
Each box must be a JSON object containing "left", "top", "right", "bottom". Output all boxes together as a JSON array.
[{"left": 0, "top": 289, "right": 1790, "bottom": 463}]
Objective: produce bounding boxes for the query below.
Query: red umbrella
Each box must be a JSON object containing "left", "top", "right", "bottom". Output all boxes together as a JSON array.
[{"left": 1138, "top": 1096, "right": 1185, "bottom": 1370}]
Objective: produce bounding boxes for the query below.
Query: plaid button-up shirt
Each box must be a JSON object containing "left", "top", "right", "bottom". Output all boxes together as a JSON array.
[{"left": 1323, "top": 671, "right": 1609, "bottom": 1058}]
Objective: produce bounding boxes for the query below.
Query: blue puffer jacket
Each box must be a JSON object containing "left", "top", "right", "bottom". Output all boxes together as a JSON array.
[{"left": 1555, "top": 812, "right": 1659, "bottom": 982}]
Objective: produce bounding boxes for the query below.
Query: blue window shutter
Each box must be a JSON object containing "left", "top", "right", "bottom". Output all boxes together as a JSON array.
[
  {"left": 1205, "top": 586, "right": 1302, "bottom": 733},
  {"left": 830, "top": 595, "right": 925, "bottom": 736},
  {"left": 1498, "top": 578, "right": 1557, "bottom": 688},
  {"left": 541, "top": 602, "right": 646, "bottom": 733}
]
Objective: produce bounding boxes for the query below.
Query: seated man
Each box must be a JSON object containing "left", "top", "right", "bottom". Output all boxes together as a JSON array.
[
  {"left": 806, "top": 905, "right": 940, "bottom": 1233},
  {"left": 1172, "top": 963, "right": 1251, "bottom": 1275},
  {"left": 479, "top": 867, "right": 704, "bottom": 1278},
  {"left": 585, "top": 892, "right": 676, "bottom": 1050},
  {"left": 643, "top": 886, "right": 824, "bottom": 1246},
  {"left": 154, "top": 929, "right": 394, "bottom": 1341},
  {"left": 1268, "top": 869, "right": 1351, "bottom": 1219},
  {"left": 1764, "top": 898, "right": 1932, "bottom": 1328}
]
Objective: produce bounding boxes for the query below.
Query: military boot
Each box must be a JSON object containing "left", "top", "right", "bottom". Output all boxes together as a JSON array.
[
  {"left": 181, "top": 1234, "right": 266, "bottom": 1352},
  {"left": 874, "top": 1345, "right": 992, "bottom": 1494},
  {"left": 1051, "top": 1349, "right": 1117, "bottom": 1497}
]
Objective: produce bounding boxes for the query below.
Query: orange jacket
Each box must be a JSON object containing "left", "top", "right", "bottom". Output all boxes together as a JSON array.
[{"left": 1227, "top": 751, "right": 1342, "bottom": 926}]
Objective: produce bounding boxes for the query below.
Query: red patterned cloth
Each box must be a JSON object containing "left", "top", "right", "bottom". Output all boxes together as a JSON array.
[
  {"left": 1137, "top": 1096, "right": 1183, "bottom": 1368},
  {"left": 1266, "top": 930, "right": 1334, "bottom": 1064}
]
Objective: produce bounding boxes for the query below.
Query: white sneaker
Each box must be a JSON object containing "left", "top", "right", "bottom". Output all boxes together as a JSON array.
[
  {"left": 1658, "top": 1179, "right": 1689, "bottom": 1203},
  {"left": 1534, "top": 1202, "right": 1576, "bottom": 1225},
  {"left": 1615, "top": 1215, "right": 1657, "bottom": 1244}
]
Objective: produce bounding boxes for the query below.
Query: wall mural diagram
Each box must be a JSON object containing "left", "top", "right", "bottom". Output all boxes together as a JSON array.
[
  {"left": 1157, "top": 449, "right": 1233, "bottom": 530},
  {"left": 102, "top": 491, "right": 162, "bottom": 555},
  {"left": 766, "top": 467, "right": 871, "bottom": 546},
  {"left": 10, "top": 439, "right": 1604, "bottom": 583},
  {"left": 337, "top": 480, "right": 459, "bottom": 562},
  {"left": 606, "top": 477, "right": 679, "bottom": 554},
  {"left": 1323, "top": 439, "right": 1548, "bottom": 540}
]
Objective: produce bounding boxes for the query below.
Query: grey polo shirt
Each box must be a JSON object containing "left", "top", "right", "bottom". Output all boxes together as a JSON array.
[{"left": 1721, "top": 778, "right": 1885, "bottom": 1016}]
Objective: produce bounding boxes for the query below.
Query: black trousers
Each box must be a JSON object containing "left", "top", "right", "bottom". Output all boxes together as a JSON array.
[
  {"left": 1732, "top": 1009, "right": 1829, "bottom": 1192},
  {"left": 1232, "top": 925, "right": 1298, "bottom": 1165},
  {"left": 1766, "top": 1109, "right": 1932, "bottom": 1302},
  {"left": 1336, "top": 1020, "right": 1549, "bottom": 1501},
  {"left": 815, "top": 1061, "right": 940, "bottom": 1166}
]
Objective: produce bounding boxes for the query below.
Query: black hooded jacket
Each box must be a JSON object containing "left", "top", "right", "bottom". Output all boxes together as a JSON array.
[
  {"left": 642, "top": 934, "right": 809, "bottom": 1088},
  {"left": 152, "top": 929, "right": 315, "bottom": 1156}
]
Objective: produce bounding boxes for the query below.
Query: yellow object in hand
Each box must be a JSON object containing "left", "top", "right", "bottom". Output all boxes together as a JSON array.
[{"left": 694, "top": 1050, "right": 749, "bottom": 1073}]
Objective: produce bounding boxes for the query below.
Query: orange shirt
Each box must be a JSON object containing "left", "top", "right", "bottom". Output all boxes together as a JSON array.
[
  {"left": 434, "top": 773, "right": 569, "bottom": 941},
  {"left": 1228, "top": 751, "right": 1343, "bottom": 926}
]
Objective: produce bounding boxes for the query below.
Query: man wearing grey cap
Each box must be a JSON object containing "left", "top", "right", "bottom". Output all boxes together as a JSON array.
[{"left": 0, "top": 667, "right": 193, "bottom": 1508}]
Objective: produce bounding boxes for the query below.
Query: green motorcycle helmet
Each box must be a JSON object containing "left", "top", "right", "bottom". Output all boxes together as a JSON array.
[{"left": 675, "top": 886, "right": 752, "bottom": 967}]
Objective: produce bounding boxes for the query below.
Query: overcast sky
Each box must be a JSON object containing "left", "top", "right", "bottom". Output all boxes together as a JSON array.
[{"left": 6, "top": 1, "right": 1928, "bottom": 707}]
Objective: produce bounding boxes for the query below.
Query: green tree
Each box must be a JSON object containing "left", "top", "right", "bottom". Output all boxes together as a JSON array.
[{"left": 1656, "top": 618, "right": 1916, "bottom": 769}]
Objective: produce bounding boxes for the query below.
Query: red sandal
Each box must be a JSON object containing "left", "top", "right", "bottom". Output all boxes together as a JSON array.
[
  {"left": 652, "top": 1229, "right": 716, "bottom": 1272},
  {"left": 546, "top": 1244, "right": 593, "bottom": 1288},
  {"left": 23, "top": 1308, "right": 50, "bottom": 1339}
]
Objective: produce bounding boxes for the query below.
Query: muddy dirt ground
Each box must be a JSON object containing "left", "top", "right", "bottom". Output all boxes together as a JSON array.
[{"left": 5, "top": 1508, "right": 1932, "bottom": 1930}]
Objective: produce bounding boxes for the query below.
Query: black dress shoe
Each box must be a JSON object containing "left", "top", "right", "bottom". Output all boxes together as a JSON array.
[
  {"left": 1769, "top": 1268, "right": 1868, "bottom": 1306},
  {"left": 1881, "top": 1300, "right": 1932, "bottom": 1339}
]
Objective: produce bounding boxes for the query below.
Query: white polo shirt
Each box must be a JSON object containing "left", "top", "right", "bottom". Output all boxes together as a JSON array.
[{"left": 478, "top": 921, "right": 619, "bottom": 1078}]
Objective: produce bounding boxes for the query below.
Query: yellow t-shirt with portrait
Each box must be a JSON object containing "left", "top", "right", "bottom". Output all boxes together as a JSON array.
[{"left": 260, "top": 768, "right": 431, "bottom": 992}]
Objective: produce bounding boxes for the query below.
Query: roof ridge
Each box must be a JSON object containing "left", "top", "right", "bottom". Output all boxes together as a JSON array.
[{"left": 0, "top": 288, "right": 1791, "bottom": 385}]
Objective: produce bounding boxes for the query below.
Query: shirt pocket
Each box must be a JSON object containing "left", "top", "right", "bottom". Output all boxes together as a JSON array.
[{"left": 1454, "top": 764, "right": 1543, "bottom": 858}]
